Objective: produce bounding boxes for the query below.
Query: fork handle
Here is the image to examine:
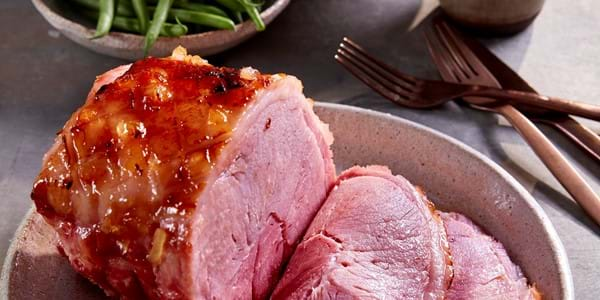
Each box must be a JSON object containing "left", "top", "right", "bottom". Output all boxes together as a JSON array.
[
  {"left": 531, "top": 114, "right": 600, "bottom": 162},
  {"left": 497, "top": 104, "right": 600, "bottom": 224},
  {"left": 471, "top": 88, "right": 600, "bottom": 121}
]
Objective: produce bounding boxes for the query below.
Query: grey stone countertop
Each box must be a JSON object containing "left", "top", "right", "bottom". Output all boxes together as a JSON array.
[{"left": 1, "top": 0, "right": 598, "bottom": 298}]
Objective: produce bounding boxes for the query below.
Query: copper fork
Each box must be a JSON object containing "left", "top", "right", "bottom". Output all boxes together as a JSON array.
[
  {"left": 448, "top": 16, "right": 600, "bottom": 162},
  {"left": 423, "top": 22, "right": 600, "bottom": 224},
  {"left": 335, "top": 37, "right": 600, "bottom": 120}
]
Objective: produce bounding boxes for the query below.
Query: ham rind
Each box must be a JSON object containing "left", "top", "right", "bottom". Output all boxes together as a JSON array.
[
  {"left": 440, "top": 212, "right": 541, "bottom": 300},
  {"left": 31, "top": 48, "right": 335, "bottom": 299},
  {"left": 271, "top": 166, "right": 452, "bottom": 299}
]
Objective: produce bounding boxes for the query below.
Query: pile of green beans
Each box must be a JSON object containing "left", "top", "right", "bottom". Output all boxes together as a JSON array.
[{"left": 69, "top": 0, "right": 268, "bottom": 55}]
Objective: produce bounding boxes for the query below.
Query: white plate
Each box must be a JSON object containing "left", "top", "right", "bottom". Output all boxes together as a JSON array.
[{"left": 1, "top": 102, "right": 573, "bottom": 299}]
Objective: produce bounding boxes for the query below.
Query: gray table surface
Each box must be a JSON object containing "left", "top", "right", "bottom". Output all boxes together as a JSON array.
[{"left": 1, "top": 0, "right": 599, "bottom": 298}]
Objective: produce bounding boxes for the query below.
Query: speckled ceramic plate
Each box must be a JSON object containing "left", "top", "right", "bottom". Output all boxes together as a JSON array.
[
  {"left": 32, "top": 0, "right": 290, "bottom": 60},
  {"left": 1, "top": 103, "right": 573, "bottom": 299}
]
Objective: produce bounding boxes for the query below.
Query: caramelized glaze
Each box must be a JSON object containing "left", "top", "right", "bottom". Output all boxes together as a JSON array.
[{"left": 31, "top": 56, "right": 269, "bottom": 297}]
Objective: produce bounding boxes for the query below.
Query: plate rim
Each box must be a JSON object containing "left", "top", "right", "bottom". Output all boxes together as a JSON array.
[
  {"left": 0, "top": 207, "right": 35, "bottom": 300},
  {"left": 1, "top": 102, "right": 574, "bottom": 299}
]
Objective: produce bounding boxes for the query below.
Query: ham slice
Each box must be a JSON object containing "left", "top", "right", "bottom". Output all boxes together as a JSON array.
[
  {"left": 31, "top": 47, "right": 335, "bottom": 299},
  {"left": 271, "top": 166, "right": 452, "bottom": 299},
  {"left": 440, "top": 212, "right": 541, "bottom": 300}
]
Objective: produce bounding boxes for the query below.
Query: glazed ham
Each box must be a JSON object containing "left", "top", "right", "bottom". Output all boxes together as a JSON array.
[
  {"left": 271, "top": 166, "right": 452, "bottom": 299},
  {"left": 31, "top": 47, "right": 335, "bottom": 299},
  {"left": 440, "top": 212, "right": 541, "bottom": 300},
  {"left": 31, "top": 47, "right": 540, "bottom": 300}
]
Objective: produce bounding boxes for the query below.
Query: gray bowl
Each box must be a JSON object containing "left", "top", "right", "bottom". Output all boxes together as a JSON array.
[
  {"left": 32, "top": 0, "right": 290, "bottom": 60},
  {"left": 315, "top": 103, "right": 573, "bottom": 300},
  {"left": 0, "top": 103, "right": 573, "bottom": 299}
]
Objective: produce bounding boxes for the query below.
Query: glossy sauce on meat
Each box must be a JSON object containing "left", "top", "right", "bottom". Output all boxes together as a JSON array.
[{"left": 31, "top": 56, "right": 269, "bottom": 297}]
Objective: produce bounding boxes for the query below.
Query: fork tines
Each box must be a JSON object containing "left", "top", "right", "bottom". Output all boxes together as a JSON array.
[
  {"left": 335, "top": 37, "right": 419, "bottom": 105},
  {"left": 424, "top": 18, "right": 498, "bottom": 86}
]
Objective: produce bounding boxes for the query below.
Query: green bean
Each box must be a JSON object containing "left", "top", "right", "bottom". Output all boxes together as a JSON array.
[
  {"left": 92, "top": 0, "right": 115, "bottom": 39},
  {"left": 144, "top": 0, "right": 173, "bottom": 56},
  {"left": 131, "top": 0, "right": 150, "bottom": 33},
  {"left": 174, "top": 2, "right": 229, "bottom": 18},
  {"left": 71, "top": 0, "right": 134, "bottom": 17},
  {"left": 148, "top": 7, "right": 235, "bottom": 30},
  {"left": 170, "top": 9, "right": 235, "bottom": 29},
  {"left": 215, "top": 0, "right": 264, "bottom": 30},
  {"left": 240, "top": 0, "right": 264, "bottom": 8},
  {"left": 215, "top": 0, "right": 245, "bottom": 12},
  {"left": 241, "top": 3, "right": 264, "bottom": 31},
  {"left": 148, "top": 0, "right": 226, "bottom": 16},
  {"left": 71, "top": 0, "right": 270, "bottom": 54},
  {"left": 141, "top": 1, "right": 229, "bottom": 18},
  {"left": 146, "top": 19, "right": 187, "bottom": 36},
  {"left": 233, "top": 11, "right": 243, "bottom": 23},
  {"left": 83, "top": 10, "right": 187, "bottom": 36}
]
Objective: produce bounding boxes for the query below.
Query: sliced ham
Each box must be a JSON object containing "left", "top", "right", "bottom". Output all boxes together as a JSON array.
[
  {"left": 30, "top": 46, "right": 541, "bottom": 300},
  {"left": 31, "top": 47, "right": 335, "bottom": 299},
  {"left": 271, "top": 166, "right": 452, "bottom": 299},
  {"left": 440, "top": 212, "right": 541, "bottom": 300}
]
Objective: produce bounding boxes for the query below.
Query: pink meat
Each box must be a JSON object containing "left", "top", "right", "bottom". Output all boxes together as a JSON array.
[
  {"left": 271, "top": 166, "right": 452, "bottom": 299},
  {"left": 186, "top": 75, "right": 336, "bottom": 299},
  {"left": 31, "top": 51, "right": 336, "bottom": 299},
  {"left": 440, "top": 212, "right": 540, "bottom": 300}
]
